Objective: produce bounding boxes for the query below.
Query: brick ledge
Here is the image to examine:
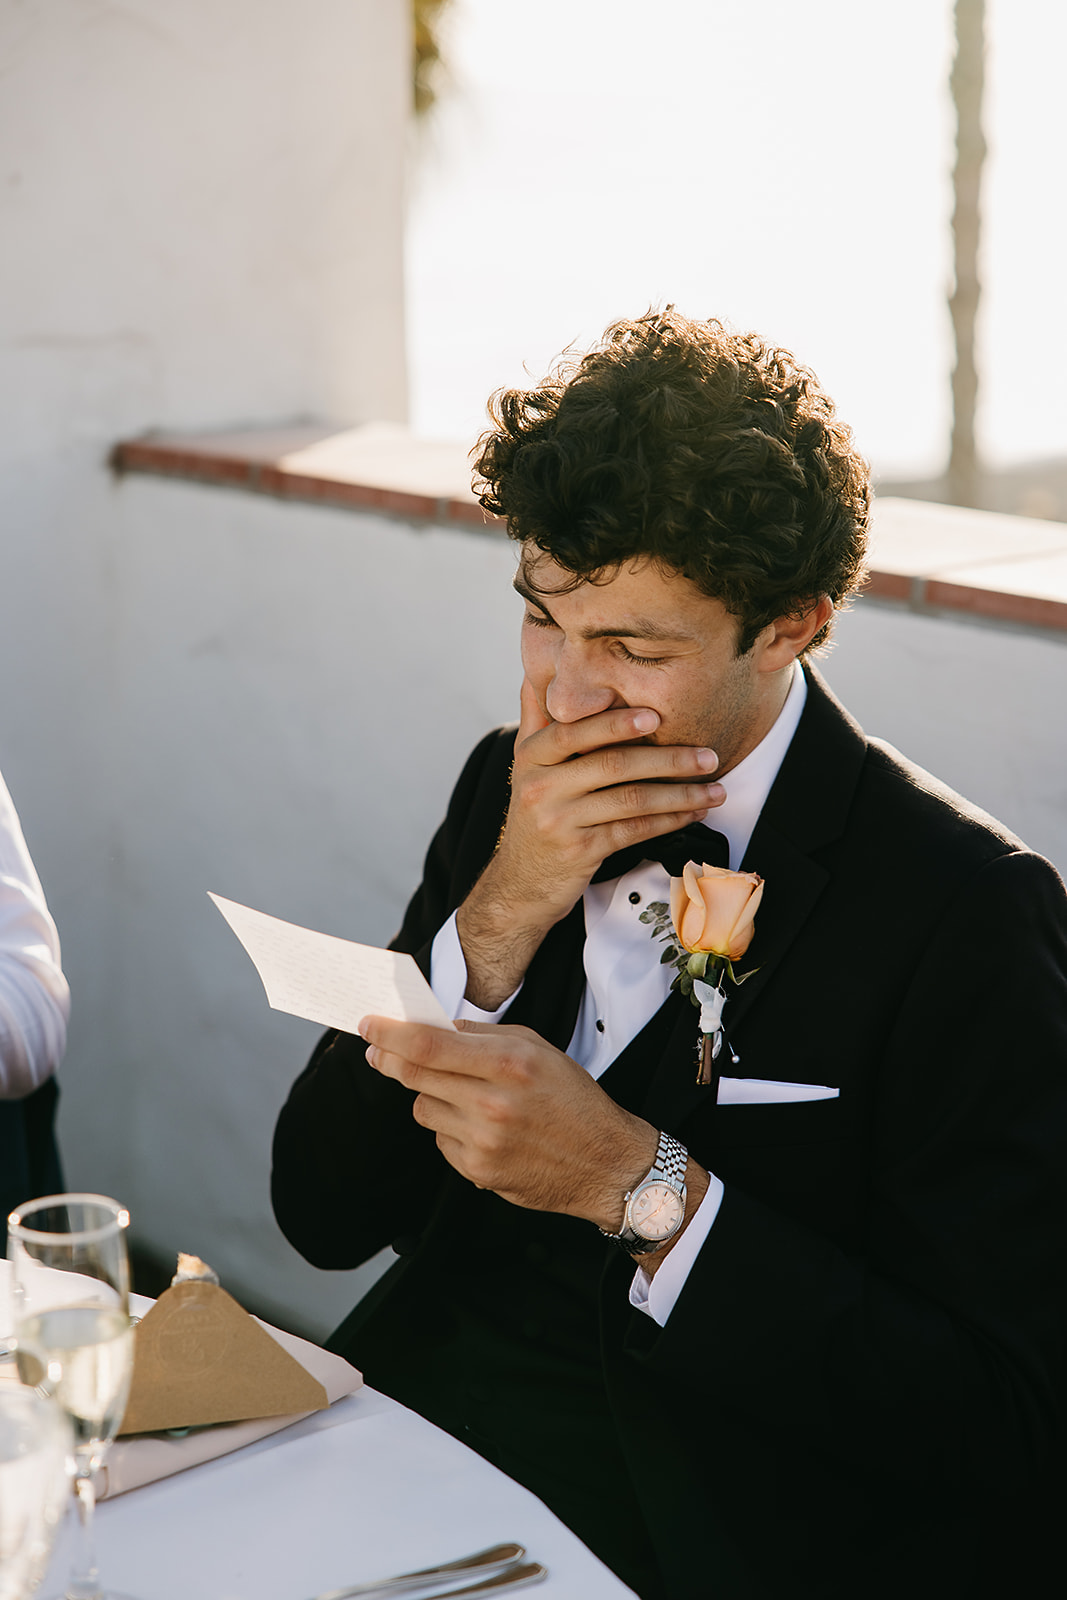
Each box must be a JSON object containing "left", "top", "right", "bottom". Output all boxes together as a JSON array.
[
  {"left": 111, "top": 424, "right": 1067, "bottom": 633},
  {"left": 112, "top": 422, "right": 500, "bottom": 532}
]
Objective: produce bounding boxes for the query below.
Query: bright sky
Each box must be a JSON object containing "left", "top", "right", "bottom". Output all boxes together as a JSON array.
[{"left": 406, "top": 0, "right": 1067, "bottom": 480}]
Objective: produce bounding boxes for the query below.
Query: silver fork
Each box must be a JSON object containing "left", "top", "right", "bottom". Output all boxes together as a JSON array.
[
  {"left": 370, "top": 1563, "right": 546, "bottom": 1600},
  {"left": 310, "top": 1542, "right": 532, "bottom": 1600}
]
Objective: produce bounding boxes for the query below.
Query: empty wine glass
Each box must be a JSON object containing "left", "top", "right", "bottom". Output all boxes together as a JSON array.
[
  {"left": 7, "top": 1196, "right": 138, "bottom": 1600},
  {"left": 0, "top": 1386, "right": 72, "bottom": 1599}
]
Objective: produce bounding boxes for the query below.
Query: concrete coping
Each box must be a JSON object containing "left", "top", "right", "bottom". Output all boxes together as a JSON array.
[{"left": 112, "top": 422, "right": 1067, "bottom": 634}]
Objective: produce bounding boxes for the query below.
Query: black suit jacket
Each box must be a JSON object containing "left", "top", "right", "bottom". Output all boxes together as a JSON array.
[
  {"left": 272, "top": 670, "right": 1067, "bottom": 1599},
  {"left": 0, "top": 1079, "right": 63, "bottom": 1222}
]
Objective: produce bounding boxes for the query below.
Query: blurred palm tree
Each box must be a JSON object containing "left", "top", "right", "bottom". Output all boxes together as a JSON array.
[
  {"left": 947, "top": 0, "right": 986, "bottom": 507},
  {"left": 886, "top": 0, "right": 1063, "bottom": 518},
  {"left": 413, "top": 0, "right": 452, "bottom": 115}
]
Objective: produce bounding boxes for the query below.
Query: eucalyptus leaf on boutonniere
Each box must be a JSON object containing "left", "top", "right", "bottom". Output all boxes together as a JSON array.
[{"left": 640, "top": 861, "right": 763, "bottom": 1085}]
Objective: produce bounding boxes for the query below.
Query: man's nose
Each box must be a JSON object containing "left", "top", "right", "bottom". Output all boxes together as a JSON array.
[{"left": 544, "top": 652, "right": 621, "bottom": 722}]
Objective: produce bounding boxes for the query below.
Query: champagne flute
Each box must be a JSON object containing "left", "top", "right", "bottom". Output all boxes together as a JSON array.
[
  {"left": 0, "top": 1387, "right": 72, "bottom": 1599},
  {"left": 7, "top": 1196, "right": 138, "bottom": 1600}
]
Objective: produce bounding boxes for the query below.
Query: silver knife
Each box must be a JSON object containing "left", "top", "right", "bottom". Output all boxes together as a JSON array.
[{"left": 391, "top": 1563, "right": 547, "bottom": 1600}]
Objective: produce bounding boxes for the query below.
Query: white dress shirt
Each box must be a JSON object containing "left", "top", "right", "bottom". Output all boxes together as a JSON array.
[
  {"left": 430, "top": 665, "right": 807, "bottom": 1324},
  {"left": 0, "top": 768, "right": 70, "bottom": 1098}
]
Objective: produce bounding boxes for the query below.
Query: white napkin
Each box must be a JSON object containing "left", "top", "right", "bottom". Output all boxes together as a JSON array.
[{"left": 99, "top": 1319, "right": 361, "bottom": 1499}]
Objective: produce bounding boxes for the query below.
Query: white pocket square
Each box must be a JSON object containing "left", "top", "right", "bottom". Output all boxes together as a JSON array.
[{"left": 716, "top": 1077, "right": 839, "bottom": 1105}]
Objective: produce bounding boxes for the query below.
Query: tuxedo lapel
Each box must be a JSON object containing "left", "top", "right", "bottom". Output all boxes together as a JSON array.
[
  {"left": 622, "top": 668, "right": 869, "bottom": 1125},
  {"left": 630, "top": 991, "right": 705, "bottom": 1123},
  {"left": 502, "top": 899, "right": 588, "bottom": 1052},
  {"left": 594, "top": 984, "right": 693, "bottom": 1119},
  {"left": 754, "top": 664, "right": 867, "bottom": 854},
  {"left": 642, "top": 827, "right": 831, "bottom": 1125},
  {"left": 723, "top": 821, "right": 829, "bottom": 1036}
]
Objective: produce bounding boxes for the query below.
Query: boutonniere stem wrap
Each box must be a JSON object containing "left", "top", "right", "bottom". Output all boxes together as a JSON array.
[{"left": 641, "top": 861, "right": 763, "bottom": 1085}]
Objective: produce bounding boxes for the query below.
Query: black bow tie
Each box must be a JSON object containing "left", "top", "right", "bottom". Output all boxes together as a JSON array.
[{"left": 591, "top": 822, "right": 729, "bottom": 884}]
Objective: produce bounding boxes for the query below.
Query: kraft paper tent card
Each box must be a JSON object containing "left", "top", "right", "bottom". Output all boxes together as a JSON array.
[
  {"left": 208, "top": 892, "right": 455, "bottom": 1034},
  {"left": 119, "top": 1277, "right": 328, "bottom": 1435}
]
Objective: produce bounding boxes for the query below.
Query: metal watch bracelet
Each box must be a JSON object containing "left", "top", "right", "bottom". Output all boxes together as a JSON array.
[{"left": 600, "top": 1130, "right": 688, "bottom": 1254}]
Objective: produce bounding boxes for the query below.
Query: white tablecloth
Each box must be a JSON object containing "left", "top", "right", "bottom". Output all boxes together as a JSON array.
[
  {"left": 2, "top": 1261, "right": 635, "bottom": 1597},
  {"left": 39, "top": 1383, "right": 638, "bottom": 1599}
]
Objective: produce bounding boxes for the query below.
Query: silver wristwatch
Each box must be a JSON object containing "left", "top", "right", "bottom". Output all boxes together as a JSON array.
[{"left": 600, "top": 1131, "right": 688, "bottom": 1256}]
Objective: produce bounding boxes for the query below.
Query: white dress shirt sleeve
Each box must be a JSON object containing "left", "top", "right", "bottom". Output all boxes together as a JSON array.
[
  {"left": 629, "top": 1172, "right": 725, "bottom": 1326},
  {"left": 429, "top": 911, "right": 520, "bottom": 1024},
  {"left": 0, "top": 770, "right": 70, "bottom": 1099}
]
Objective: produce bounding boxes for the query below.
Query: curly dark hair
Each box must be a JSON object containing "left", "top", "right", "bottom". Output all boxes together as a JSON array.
[{"left": 474, "top": 308, "right": 870, "bottom": 654}]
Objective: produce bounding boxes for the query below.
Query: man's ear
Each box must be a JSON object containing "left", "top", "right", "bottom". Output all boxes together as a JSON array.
[{"left": 754, "top": 596, "right": 835, "bottom": 672}]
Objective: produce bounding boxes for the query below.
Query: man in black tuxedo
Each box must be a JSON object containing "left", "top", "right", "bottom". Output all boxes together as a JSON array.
[{"left": 272, "top": 310, "right": 1067, "bottom": 1599}]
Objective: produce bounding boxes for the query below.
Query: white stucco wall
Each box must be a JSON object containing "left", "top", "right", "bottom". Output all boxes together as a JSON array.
[
  {"left": 60, "top": 477, "right": 522, "bottom": 1336},
  {"left": 0, "top": 2, "right": 411, "bottom": 1325},
  {"left": 2, "top": 0, "right": 408, "bottom": 434},
  {"left": 823, "top": 603, "right": 1067, "bottom": 877},
  {"left": 1, "top": 0, "right": 408, "bottom": 815}
]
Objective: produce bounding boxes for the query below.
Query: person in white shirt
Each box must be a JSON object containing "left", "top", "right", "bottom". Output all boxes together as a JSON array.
[{"left": 0, "top": 765, "right": 70, "bottom": 1216}]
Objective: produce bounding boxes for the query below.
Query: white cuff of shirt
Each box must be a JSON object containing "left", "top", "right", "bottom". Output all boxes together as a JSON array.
[
  {"left": 429, "top": 912, "right": 521, "bottom": 1023},
  {"left": 628, "top": 1173, "right": 725, "bottom": 1327}
]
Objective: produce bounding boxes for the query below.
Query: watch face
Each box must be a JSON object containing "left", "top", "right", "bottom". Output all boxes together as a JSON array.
[{"left": 628, "top": 1180, "right": 684, "bottom": 1241}]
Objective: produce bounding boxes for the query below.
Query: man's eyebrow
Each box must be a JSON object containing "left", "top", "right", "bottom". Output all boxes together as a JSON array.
[{"left": 512, "top": 575, "right": 697, "bottom": 642}]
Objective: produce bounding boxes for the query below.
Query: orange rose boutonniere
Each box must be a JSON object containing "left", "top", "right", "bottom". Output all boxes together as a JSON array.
[{"left": 641, "top": 861, "right": 763, "bottom": 1084}]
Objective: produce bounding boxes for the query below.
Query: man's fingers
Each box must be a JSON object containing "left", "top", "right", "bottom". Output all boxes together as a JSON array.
[
  {"left": 361, "top": 1015, "right": 447, "bottom": 1063},
  {"left": 522, "top": 774, "right": 723, "bottom": 850},
  {"left": 517, "top": 676, "right": 552, "bottom": 744},
  {"left": 361, "top": 1014, "right": 500, "bottom": 1081},
  {"left": 520, "top": 709, "right": 722, "bottom": 796},
  {"left": 602, "top": 806, "right": 722, "bottom": 848},
  {"left": 586, "top": 739, "right": 720, "bottom": 787},
  {"left": 364, "top": 1042, "right": 475, "bottom": 1106},
  {"left": 410, "top": 1089, "right": 453, "bottom": 1132},
  {"left": 591, "top": 776, "right": 725, "bottom": 825},
  {"left": 527, "top": 703, "right": 661, "bottom": 766}
]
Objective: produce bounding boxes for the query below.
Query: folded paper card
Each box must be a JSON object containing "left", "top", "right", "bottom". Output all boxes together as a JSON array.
[
  {"left": 208, "top": 892, "right": 455, "bottom": 1034},
  {"left": 119, "top": 1278, "right": 328, "bottom": 1435}
]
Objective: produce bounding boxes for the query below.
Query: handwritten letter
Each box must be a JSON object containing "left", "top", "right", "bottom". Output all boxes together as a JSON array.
[{"left": 209, "top": 894, "right": 456, "bottom": 1035}]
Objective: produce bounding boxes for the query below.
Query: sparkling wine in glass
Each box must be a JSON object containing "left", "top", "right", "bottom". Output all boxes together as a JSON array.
[
  {"left": 0, "top": 1387, "right": 72, "bottom": 1599},
  {"left": 7, "top": 1196, "right": 138, "bottom": 1600}
]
